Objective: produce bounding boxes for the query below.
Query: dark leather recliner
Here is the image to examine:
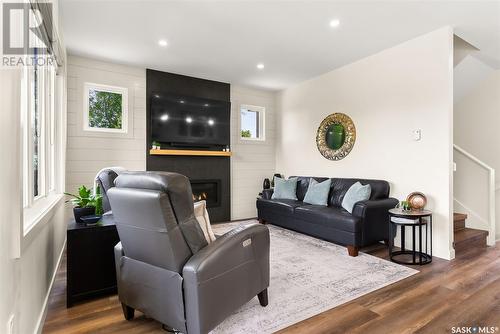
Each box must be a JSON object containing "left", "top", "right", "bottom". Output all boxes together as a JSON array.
[
  {"left": 96, "top": 169, "right": 121, "bottom": 213},
  {"left": 257, "top": 176, "right": 398, "bottom": 257},
  {"left": 108, "top": 171, "right": 270, "bottom": 334}
]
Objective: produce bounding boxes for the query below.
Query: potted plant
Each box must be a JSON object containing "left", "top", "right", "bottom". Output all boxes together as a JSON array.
[
  {"left": 152, "top": 141, "right": 161, "bottom": 150},
  {"left": 65, "top": 185, "right": 103, "bottom": 224}
]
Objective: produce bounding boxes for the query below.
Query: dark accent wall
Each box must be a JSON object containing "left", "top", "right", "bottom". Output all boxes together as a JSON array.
[{"left": 146, "top": 69, "right": 231, "bottom": 222}]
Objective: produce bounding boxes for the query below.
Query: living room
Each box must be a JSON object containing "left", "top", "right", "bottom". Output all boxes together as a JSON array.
[{"left": 0, "top": 1, "right": 499, "bottom": 334}]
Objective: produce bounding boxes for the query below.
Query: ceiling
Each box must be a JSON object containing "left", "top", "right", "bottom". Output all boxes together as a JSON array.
[{"left": 60, "top": 1, "right": 500, "bottom": 91}]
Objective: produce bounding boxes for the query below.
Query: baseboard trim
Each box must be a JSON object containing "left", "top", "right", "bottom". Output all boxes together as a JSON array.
[{"left": 34, "top": 238, "right": 66, "bottom": 334}]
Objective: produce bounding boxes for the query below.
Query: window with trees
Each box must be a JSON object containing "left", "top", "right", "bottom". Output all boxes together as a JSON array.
[
  {"left": 240, "top": 105, "right": 265, "bottom": 141},
  {"left": 83, "top": 83, "right": 128, "bottom": 133}
]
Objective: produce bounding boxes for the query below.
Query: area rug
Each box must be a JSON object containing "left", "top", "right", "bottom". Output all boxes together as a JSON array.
[{"left": 210, "top": 221, "right": 418, "bottom": 334}]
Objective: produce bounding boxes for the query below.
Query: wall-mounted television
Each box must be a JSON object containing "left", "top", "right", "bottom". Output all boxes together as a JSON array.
[{"left": 151, "top": 92, "right": 230, "bottom": 147}]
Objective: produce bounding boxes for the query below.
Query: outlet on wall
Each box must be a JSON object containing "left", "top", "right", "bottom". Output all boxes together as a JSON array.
[{"left": 7, "top": 314, "right": 14, "bottom": 334}]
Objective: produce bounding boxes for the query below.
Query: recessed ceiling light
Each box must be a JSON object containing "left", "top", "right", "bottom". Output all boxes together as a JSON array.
[
  {"left": 154, "top": 94, "right": 160, "bottom": 98},
  {"left": 256, "top": 63, "right": 264, "bottom": 70},
  {"left": 160, "top": 114, "right": 169, "bottom": 121},
  {"left": 186, "top": 117, "right": 192, "bottom": 123},
  {"left": 208, "top": 119, "right": 215, "bottom": 126},
  {"left": 158, "top": 39, "right": 168, "bottom": 47},
  {"left": 329, "top": 19, "right": 340, "bottom": 28},
  {"left": 204, "top": 103, "right": 209, "bottom": 107},
  {"left": 179, "top": 100, "right": 185, "bottom": 104}
]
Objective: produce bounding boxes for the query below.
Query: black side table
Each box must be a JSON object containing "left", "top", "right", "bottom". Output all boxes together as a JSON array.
[
  {"left": 67, "top": 214, "right": 120, "bottom": 307},
  {"left": 388, "top": 208, "right": 432, "bottom": 265}
]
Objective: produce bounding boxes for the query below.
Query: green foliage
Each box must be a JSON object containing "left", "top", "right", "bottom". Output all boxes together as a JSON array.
[
  {"left": 88, "top": 89, "right": 123, "bottom": 129},
  {"left": 241, "top": 129, "right": 252, "bottom": 138},
  {"left": 65, "top": 185, "right": 103, "bottom": 214}
]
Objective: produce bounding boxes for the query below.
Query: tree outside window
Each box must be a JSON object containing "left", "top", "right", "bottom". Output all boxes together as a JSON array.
[
  {"left": 84, "top": 83, "right": 128, "bottom": 133},
  {"left": 240, "top": 105, "right": 265, "bottom": 141},
  {"left": 88, "top": 89, "right": 123, "bottom": 129}
]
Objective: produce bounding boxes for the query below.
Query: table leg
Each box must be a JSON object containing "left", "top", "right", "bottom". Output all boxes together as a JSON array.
[
  {"left": 419, "top": 220, "right": 423, "bottom": 264},
  {"left": 430, "top": 215, "right": 433, "bottom": 258},
  {"left": 425, "top": 220, "right": 428, "bottom": 255},
  {"left": 401, "top": 225, "right": 405, "bottom": 252},
  {"left": 389, "top": 222, "right": 393, "bottom": 259},
  {"left": 412, "top": 225, "right": 416, "bottom": 264}
]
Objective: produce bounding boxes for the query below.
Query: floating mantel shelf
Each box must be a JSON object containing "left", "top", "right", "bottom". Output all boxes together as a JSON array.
[{"left": 149, "top": 149, "right": 232, "bottom": 157}]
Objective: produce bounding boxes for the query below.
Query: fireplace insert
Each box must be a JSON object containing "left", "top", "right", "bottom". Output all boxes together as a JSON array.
[{"left": 190, "top": 179, "right": 221, "bottom": 208}]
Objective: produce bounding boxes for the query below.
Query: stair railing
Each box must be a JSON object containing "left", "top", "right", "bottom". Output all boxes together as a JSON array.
[{"left": 453, "top": 144, "right": 496, "bottom": 246}]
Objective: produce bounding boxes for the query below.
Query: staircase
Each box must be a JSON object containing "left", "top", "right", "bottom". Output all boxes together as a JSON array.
[{"left": 453, "top": 213, "right": 488, "bottom": 252}]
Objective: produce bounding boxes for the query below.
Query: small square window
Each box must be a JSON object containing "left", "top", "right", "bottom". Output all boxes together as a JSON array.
[
  {"left": 83, "top": 83, "right": 128, "bottom": 133},
  {"left": 240, "top": 105, "right": 265, "bottom": 141}
]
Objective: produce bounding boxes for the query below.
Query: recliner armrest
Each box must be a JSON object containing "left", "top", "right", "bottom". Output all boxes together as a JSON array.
[
  {"left": 261, "top": 189, "right": 274, "bottom": 200},
  {"left": 183, "top": 223, "right": 270, "bottom": 283},
  {"left": 352, "top": 198, "right": 399, "bottom": 218},
  {"left": 182, "top": 224, "right": 270, "bottom": 334}
]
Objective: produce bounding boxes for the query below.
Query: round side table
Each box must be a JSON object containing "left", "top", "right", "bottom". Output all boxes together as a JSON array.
[{"left": 388, "top": 208, "right": 432, "bottom": 265}]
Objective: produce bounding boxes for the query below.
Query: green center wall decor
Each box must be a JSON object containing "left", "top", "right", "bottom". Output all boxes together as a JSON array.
[
  {"left": 316, "top": 113, "right": 356, "bottom": 160},
  {"left": 326, "top": 123, "right": 346, "bottom": 149}
]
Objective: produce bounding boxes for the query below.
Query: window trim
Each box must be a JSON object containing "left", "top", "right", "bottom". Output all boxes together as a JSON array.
[
  {"left": 239, "top": 104, "right": 266, "bottom": 142},
  {"left": 83, "top": 82, "right": 129, "bottom": 134}
]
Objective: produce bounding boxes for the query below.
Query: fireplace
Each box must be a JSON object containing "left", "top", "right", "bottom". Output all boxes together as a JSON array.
[{"left": 190, "top": 179, "right": 221, "bottom": 208}]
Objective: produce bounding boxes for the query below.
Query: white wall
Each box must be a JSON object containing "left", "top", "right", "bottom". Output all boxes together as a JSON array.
[
  {"left": 0, "top": 67, "right": 23, "bottom": 334},
  {"left": 0, "top": 2, "right": 69, "bottom": 332},
  {"left": 0, "top": 70, "right": 68, "bottom": 334},
  {"left": 66, "top": 56, "right": 146, "bottom": 192},
  {"left": 276, "top": 27, "right": 455, "bottom": 260},
  {"left": 230, "top": 86, "right": 276, "bottom": 219},
  {"left": 454, "top": 70, "right": 500, "bottom": 240}
]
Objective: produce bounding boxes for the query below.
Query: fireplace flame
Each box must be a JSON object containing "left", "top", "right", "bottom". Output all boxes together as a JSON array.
[{"left": 193, "top": 192, "right": 208, "bottom": 201}]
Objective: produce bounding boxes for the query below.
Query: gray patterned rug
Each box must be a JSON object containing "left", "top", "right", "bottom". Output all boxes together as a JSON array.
[{"left": 210, "top": 221, "right": 418, "bottom": 334}]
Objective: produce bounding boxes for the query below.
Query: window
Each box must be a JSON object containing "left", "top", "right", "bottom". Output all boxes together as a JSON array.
[
  {"left": 240, "top": 104, "right": 265, "bottom": 141},
  {"left": 21, "top": 50, "right": 61, "bottom": 233},
  {"left": 83, "top": 83, "right": 128, "bottom": 133}
]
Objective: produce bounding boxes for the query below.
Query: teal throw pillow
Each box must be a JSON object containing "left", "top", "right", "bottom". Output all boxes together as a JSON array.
[
  {"left": 303, "top": 178, "right": 332, "bottom": 206},
  {"left": 341, "top": 181, "right": 372, "bottom": 213},
  {"left": 271, "top": 177, "right": 298, "bottom": 200}
]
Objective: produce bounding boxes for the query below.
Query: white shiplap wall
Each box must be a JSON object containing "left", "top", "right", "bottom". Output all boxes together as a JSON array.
[
  {"left": 65, "top": 58, "right": 276, "bottom": 218},
  {"left": 230, "top": 85, "right": 277, "bottom": 220},
  {"left": 66, "top": 56, "right": 146, "bottom": 193}
]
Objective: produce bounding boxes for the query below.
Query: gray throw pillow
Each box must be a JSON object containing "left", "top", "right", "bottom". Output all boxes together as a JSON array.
[
  {"left": 271, "top": 177, "right": 298, "bottom": 200},
  {"left": 303, "top": 178, "right": 332, "bottom": 206},
  {"left": 341, "top": 181, "right": 372, "bottom": 213}
]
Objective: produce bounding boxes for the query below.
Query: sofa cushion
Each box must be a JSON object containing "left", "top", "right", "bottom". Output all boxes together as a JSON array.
[
  {"left": 294, "top": 205, "right": 361, "bottom": 233},
  {"left": 329, "top": 178, "right": 390, "bottom": 207},
  {"left": 341, "top": 181, "right": 371, "bottom": 213},
  {"left": 272, "top": 177, "right": 298, "bottom": 200},
  {"left": 292, "top": 176, "right": 330, "bottom": 201},
  {"left": 257, "top": 198, "right": 304, "bottom": 215},
  {"left": 303, "top": 178, "right": 332, "bottom": 206}
]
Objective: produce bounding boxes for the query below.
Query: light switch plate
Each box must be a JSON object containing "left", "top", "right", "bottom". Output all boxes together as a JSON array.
[{"left": 413, "top": 129, "right": 422, "bottom": 141}]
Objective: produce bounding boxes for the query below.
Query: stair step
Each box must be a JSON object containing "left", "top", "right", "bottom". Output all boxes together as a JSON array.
[
  {"left": 453, "top": 213, "right": 467, "bottom": 231},
  {"left": 453, "top": 228, "right": 488, "bottom": 251}
]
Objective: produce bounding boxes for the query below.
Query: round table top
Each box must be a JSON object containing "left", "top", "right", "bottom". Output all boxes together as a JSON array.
[{"left": 389, "top": 208, "right": 432, "bottom": 218}]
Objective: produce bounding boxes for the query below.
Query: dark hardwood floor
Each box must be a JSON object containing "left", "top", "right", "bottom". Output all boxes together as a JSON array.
[{"left": 42, "top": 240, "right": 500, "bottom": 334}]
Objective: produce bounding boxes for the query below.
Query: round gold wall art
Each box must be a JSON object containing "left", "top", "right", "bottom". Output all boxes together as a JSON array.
[{"left": 316, "top": 113, "right": 356, "bottom": 161}]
